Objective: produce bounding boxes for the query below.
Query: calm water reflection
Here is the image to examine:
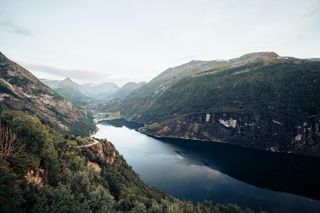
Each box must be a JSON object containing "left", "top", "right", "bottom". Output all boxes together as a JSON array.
[{"left": 93, "top": 123, "right": 320, "bottom": 213}]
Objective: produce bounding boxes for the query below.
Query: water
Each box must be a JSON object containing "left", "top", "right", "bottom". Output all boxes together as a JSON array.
[{"left": 93, "top": 123, "right": 320, "bottom": 213}]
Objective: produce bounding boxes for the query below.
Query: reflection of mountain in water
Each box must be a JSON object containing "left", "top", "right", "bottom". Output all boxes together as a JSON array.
[
  {"left": 94, "top": 123, "right": 320, "bottom": 213},
  {"left": 100, "top": 119, "right": 143, "bottom": 130},
  {"left": 160, "top": 137, "right": 320, "bottom": 201}
]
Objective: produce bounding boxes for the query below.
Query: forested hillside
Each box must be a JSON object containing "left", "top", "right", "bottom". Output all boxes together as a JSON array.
[{"left": 0, "top": 110, "right": 251, "bottom": 213}]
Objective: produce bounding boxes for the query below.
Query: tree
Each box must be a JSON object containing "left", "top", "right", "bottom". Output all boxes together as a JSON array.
[{"left": 0, "top": 122, "right": 23, "bottom": 160}]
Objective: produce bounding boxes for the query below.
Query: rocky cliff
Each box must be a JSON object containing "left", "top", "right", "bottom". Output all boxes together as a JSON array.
[{"left": 141, "top": 112, "right": 320, "bottom": 157}]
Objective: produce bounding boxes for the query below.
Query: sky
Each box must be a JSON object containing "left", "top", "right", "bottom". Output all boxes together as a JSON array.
[{"left": 0, "top": 0, "right": 319, "bottom": 86}]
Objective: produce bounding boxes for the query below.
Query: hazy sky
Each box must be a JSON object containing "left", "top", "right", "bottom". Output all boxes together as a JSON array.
[{"left": 0, "top": 0, "right": 319, "bottom": 85}]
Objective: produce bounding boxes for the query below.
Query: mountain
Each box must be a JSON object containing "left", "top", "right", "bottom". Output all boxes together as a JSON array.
[
  {"left": 59, "top": 77, "right": 79, "bottom": 87},
  {"left": 108, "top": 82, "right": 146, "bottom": 100},
  {"left": 42, "top": 78, "right": 92, "bottom": 106},
  {"left": 41, "top": 77, "right": 79, "bottom": 89},
  {"left": 0, "top": 51, "right": 245, "bottom": 212},
  {"left": 307, "top": 58, "right": 320, "bottom": 62},
  {"left": 40, "top": 79, "right": 62, "bottom": 89},
  {"left": 0, "top": 52, "right": 95, "bottom": 135},
  {"left": 42, "top": 78, "right": 120, "bottom": 105},
  {"left": 82, "top": 82, "right": 119, "bottom": 101},
  {"left": 107, "top": 52, "right": 320, "bottom": 157}
]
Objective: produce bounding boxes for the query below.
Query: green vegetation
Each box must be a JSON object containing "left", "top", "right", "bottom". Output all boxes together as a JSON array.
[
  {"left": 0, "top": 52, "right": 96, "bottom": 136},
  {"left": 122, "top": 60, "right": 320, "bottom": 123},
  {"left": 113, "top": 55, "right": 320, "bottom": 156},
  {"left": 55, "top": 86, "right": 92, "bottom": 106},
  {"left": 106, "top": 111, "right": 122, "bottom": 119},
  {"left": 108, "top": 82, "right": 146, "bottom": 100},
  {"left": 42, "top": 78, "right": 121, "bottom": 105},
  {"left": 69, "top": 117, "right": 96, "bottom": 136},
  {"left": 0, "top": 110, "right": 253, "bottom": 212}
]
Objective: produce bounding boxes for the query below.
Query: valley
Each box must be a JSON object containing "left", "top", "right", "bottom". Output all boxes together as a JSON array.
[
  {"left": 1, "top": 51, "right": 320, "bottom": 212},
  {"left": 0, "top": 52, "right": 252, "bottom": 212},
  {"left": 2, "top": 1, "right": 319, "bottom": 212},
  {"left": 93, "top": 122, "right": 320, "bottom": 213},
  {"left": 41, "top": 77, "right": 145, "bottom": 106}
]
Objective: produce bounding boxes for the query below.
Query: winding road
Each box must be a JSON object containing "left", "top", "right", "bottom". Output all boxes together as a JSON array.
[{"left": 77, "top": 138, "right": 100, "bottom": 148}]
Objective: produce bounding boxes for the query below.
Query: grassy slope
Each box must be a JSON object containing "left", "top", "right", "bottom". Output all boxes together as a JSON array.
[
  {"left": 117, "top": 58, "right": 320, "bottom": 156},
  {"left": 137, "top": 60, "right": 320, "bottom": 122}
]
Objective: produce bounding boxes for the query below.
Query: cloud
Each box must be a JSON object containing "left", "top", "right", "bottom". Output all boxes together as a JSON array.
[
  {"left": 0, "top": 19, "right": 33, "bottom": 36},
  {"left": 22, "top": 63, "right": 107, "bottom": 81},
  {"left": 21, "top": 63, "right": 137, "bottom": 86}
]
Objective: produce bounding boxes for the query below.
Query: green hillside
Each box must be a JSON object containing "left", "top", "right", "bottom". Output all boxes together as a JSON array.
[
  {"left": 108, "top": 82, "right": 146, "bottom": 100},
  {"left": 0, "top": 52, "right": 95, "bottom": 136},
  {"left": 108, "top": 53, "right": 320, "bottom": 156},
  {"left": 0, "top": 110, "right": 251, "bottom": 212}
]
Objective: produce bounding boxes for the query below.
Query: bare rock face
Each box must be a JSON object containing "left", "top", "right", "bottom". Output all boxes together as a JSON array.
[
  {"left": 0, "top": 52, "right": 94, "bottom": 135},
  {"left": 288, "top": 115, "right": 320, "bottom": 156},
  {"left": 82, "top": 139, "right": 122, "bottom": 166},
  {"left": 25, "top": 169, "right": 44, "bottom": 188},
  {"left": 141, "top": 112, "right": 320, "bottom": 157}
]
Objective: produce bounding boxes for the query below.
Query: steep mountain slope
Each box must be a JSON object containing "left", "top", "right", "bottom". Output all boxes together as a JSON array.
[
  {"left": 90, "top": 82, "right": 146, "bottom": 113},
  {"left": 47, "top": 77, "right": 92, "bottom": 106},
  {"left": 120, "top": 52, "right": 280, "bottom": 119},
  {"left": 112, "top": 52, "right": 320, "bottom": 157},
  {"left": 40, "top": 79, "right": 62, "bottom": 89},
  {"left": 0, "top": 110, "right": 248, "bottom": 212},
  {"left": 0, "top": 52, "right": 95, "bottom": 135},
  {"left": 108, "top": 82, "right": 146, "bottom": 100}
]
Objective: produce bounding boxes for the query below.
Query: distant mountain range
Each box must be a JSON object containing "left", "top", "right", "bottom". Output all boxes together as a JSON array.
[
  {"left": 41, "top": 78, "right": 145, "bottom": 106},
  {"left": 102, "top": 52, "right": 320, "bottom": 157},
  {"left": 0, "top": 52, "right": 95, "bottom": 135},
  {"left": 108, "top": 82, "right": 146, "bottom": 100}
]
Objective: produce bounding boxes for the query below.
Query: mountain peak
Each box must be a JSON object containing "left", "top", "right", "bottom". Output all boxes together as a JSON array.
[
  {"left": 60, "top": 77, "right": 79, "bottom": 87},
  {"left": 229, "top": 52, "right": 279, "bottom": 66},
  {"left": 185, "top": 60, "right": 208, "bottom": 66},
  {"left": 237, "top": 52, "right": 279, "bottom": 60},
  {"left": 63, "top": 77, "right": 73, "bottom": 82}
]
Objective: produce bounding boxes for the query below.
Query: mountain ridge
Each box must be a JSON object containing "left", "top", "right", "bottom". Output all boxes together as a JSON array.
[
  {"left": 42, "top": 78, "right": 121, "bottom": 104},
  {"left": 0, "top": 52, "right": 95, "bottom": 135},
  {"left": 102, "top": 52, "right": 320, "bottom": 157},
  {"left": 108, "top": 81, "right": 146, "bottom": 100}
]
